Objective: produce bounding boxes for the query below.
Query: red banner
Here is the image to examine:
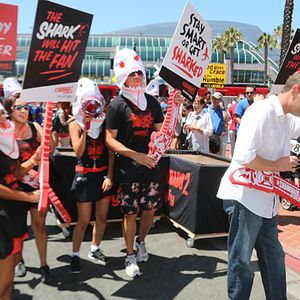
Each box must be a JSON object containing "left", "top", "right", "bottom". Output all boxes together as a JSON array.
[{"left": 0, "top": 3, "right": 17, "bottom": 61}]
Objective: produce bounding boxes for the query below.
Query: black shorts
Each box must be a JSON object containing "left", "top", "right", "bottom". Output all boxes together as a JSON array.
[
  {"left": 71, "top": 171, "right": 114, "bottom": 203},
  {"left": 118, "top": 182, "right": 161, "bottom": 215},
  {"left": 0, "top": 202, "right": 28, "bottom": 259}
]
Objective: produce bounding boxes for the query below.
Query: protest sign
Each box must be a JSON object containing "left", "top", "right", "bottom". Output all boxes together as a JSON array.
[
  {"left": 20, "top": 0, "right": 93, "bottom": 102},
  {"left": 159, "top": 1, "right": 211, "bottom": 102},
  {"left": 271, "top": 28, "right": 300, "bottom": 94},
  {"left": 202, "top": 63, "right": 226, "bottom": 88},
  {"left": 0, "top": 3, "right": 17, "bottom": 75}
]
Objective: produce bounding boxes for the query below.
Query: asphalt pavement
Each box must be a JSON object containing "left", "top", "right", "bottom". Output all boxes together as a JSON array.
[{"left": 13, "top": 212, "right": 300, "bottom": 300}]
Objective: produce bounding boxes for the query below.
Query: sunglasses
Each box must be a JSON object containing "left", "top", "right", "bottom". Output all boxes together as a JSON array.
[
  {"left": 12, "top": 105, "right": 29, "bottom": 111},
  {"left": 129, "top": 70, "right": 143, "bottom": 77},
  {"left": 246, "top": 91, "right": 254, "bottom": 95}
]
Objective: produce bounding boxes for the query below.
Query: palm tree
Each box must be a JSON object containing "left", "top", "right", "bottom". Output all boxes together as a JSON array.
[
  {"left": 223, "top": 27, "right": 242, "bottom": 83},
  {"left": 273, "top": 25, "right": 283, "bottom": 48},
  {"left": 257, "top": 33, "right": 277, "bottom": 85},
  {"left": 212, "top": 35, "right": 227, "bottom": 63},
  {"left": 273, "top": 24, "right": 295, "bottom": 50},
  {"left": 280, "top": 0, "right": 294, "bottom": 66}
]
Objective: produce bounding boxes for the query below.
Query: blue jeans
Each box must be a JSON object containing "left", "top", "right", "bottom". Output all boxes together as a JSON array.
[{"left": 223, "top": 200, "right": 286, "bottom": 300}]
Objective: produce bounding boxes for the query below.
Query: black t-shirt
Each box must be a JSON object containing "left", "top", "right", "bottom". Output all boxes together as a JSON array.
[
  {"left": 77, "top": 123, "right": 108, "bottom": 168},
  {"left": 106, "top": 93, "right": 164, "bottom": 183},
  {"left": 0, "top": 150, "right": 28, "bottom": 240}
]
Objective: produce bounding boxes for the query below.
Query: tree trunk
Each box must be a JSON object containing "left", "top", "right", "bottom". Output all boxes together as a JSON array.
[
  {"left": 264, "top": 44, "right": 268, "bottom": 85},
  {"left": 230, "top": 47, "right": 234, "bottom": 84},
  {"left": 280, "top": 0, "right": 294, "bottom": 66}
]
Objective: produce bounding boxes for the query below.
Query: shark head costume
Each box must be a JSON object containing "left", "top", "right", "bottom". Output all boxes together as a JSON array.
[
  {"left": 3, "top": 77, "right": 22, "bottom": 98},
  {"left": 113, "top": 48, "right": 148, "bottom": 111},
  {"left": 72, "top": 78, "right": 106, "bottom": 139},
  {"left": 0, "top": 102, "right": 19, "bottom": 159}
]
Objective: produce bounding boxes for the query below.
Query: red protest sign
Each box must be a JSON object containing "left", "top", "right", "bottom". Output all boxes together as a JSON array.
[{"left": 0, "top": 3, "right": 17, "bottom": 74}]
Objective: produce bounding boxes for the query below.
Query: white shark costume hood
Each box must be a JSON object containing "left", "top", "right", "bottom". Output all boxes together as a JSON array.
[
  {"left": 0, "top": 102, "right": 19, "bottom": 159},
  {"left": 72, "top": 78, "right": 106, "bottom": 139},
  {"left": 3, "top": 77, "right": 22, "bottom": 98},
  {"left": 145, "top": 79, "right": 160, "bottom": 97},
  {"left": 113, "top": 48, "right": 148, "bottom": 110}
]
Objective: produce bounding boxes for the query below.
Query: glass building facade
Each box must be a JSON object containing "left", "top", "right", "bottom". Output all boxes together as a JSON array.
[{"left": 15, "top": 28, "right": 279, "bottom": 85}]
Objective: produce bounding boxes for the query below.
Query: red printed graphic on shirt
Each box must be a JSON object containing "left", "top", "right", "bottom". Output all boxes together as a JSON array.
[{"left": 130, "top": 112, "right": 153, "bottom": 137}]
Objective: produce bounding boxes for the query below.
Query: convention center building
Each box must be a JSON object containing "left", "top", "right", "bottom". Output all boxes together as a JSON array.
[{"left": 15, "top": 21, "right": 279, "bottom": 85}]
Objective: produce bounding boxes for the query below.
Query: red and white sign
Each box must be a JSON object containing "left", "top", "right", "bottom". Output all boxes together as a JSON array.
[
  {"left": 230, "top": 167, "right": 300, "bottom": 209},
  {"left": 0, "top": 3, "right": 17, "bottom": 74},
  {"left": 159, "top": 1, "right": 211, "bottom": 102},
  {"left": 0, "top": 3, "right": 17, "bottom": 61}
]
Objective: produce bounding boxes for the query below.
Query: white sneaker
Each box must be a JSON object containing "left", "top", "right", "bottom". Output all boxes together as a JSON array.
[
  {"left": 125, "top": 254, "right": 141, "bottom": 278},
  {"left": 15, "top": 261, "right": 27, "bottom": 277},
  {"left": 136, "top": 239, "right": 149, "bottom": 262}
]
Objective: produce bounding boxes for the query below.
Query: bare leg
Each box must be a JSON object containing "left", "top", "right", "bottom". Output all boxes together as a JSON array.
[
  {"left": 15, "top": 251, "right": 23, "bottom": 265},
  {"left": 92, "top": 197, "right": 110, "bottom": 246},
  {"left": 30, "top": 208, "right": 48, "bottom": 267},
  {"left": 123, "top": 214, "right": 137, "bottom": 255},
  {"left": 72, "top": 202, "right": 92, "bottom": 252},
  {"left": 138, "top": 210, "right": 155, "bottom": 242},
  {"left": 0, "top": 254, "right": 16, "bottom": 300}
]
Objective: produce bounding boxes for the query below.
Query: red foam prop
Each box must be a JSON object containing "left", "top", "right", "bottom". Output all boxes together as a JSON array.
[
  {"left": 148, "top": 90, "right": 181, "bottom": 162},
  {"left": 230, "top": 167, "right": 300, "bottom": 208}
]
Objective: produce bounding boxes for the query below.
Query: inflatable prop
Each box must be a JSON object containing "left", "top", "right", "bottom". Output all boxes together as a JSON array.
[
  {"left": 38, "top": 101, "right": 71, "bottom": 223},
  {"left": 230, "top": 167, "right": 300, "bottom": 209},
  {"left": 148, "top": 90, "right": 181, "bottom": 162}
]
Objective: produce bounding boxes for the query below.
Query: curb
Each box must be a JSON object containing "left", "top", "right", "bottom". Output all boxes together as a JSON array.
[{"left": 283, "top": 245, "right": 300, "bottom": 275}]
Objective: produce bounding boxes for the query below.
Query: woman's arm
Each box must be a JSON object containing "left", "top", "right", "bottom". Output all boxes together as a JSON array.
[
  {"left": 15, "top": 146, "right": 41, "bottom": 179},
  {"left": 0, "top": 184, "right": 40, "bottom": 203},
  {"left": 69, "top": 120, "right": 88, "bottom": 157},
  {"left": 102, "top": 149, "right": 115, "bottom": 192}
]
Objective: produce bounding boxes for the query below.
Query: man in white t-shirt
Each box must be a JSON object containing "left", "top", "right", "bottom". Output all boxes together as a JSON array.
[{"left": 217, "top": 71, "right": 300, "bottom": 300}]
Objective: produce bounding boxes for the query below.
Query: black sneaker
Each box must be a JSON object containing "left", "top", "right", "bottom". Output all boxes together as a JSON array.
[
  {"left": 40, "top": 265, "right": 54, "bottom": 283},
  {"left": 70, "top": 256, "right": 81, "bottom": 274},
  {"left": 88, "top": 249, "right": 109, "bottom": 265}
]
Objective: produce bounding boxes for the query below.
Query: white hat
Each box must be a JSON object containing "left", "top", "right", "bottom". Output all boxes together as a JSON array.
[
  {"left": 212, "top": 92, "right": 223, "bottom": 100},
  {"left": 113, "top": 48, "right": 146, "bottom": 89},
  {"left": 3, "top": 77, "right": 22, "bottom": 98},
  {"left": 72, "top": 78, "right": 105, "bottom": 139}
]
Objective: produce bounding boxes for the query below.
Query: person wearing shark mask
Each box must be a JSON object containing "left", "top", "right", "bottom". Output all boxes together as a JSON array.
[
  {"left": 69, "top": 78, "right": 115, "bottom": 274},
  {"left": 106, "top": 48, "right": 164, "bottom": 278},
  {"left": 0, "top": 101, "right": 40, "bottom": 299}
]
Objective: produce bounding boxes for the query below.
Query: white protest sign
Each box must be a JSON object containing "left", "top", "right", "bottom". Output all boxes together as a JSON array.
[{"left": 159, "top": 1, "right": 211, "bottom": 101}]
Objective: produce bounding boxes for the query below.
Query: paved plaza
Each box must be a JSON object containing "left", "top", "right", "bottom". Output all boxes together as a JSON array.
[{"left": 12, "top": 211, "right": 300, "bottom": 300}]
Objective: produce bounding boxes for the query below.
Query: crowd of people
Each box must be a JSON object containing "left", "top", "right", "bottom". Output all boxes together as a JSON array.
[{"left": 1, "top": 46, "right": 300, "bottom": 300}]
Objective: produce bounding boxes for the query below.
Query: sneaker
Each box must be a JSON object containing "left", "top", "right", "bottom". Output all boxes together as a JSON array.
[
  {"left": 70, "top": 256, "right": 81, "bottom": 274},
  {"left": 136, "top": 239, "right": 149, "bottom": 262},
  {"left": 40, "top": 265, "right": 54, "bottom": 283},
  {"left": 15, "top": 261, "right": 27, "bottom": 277},
  {"left": 88, "top": 249, "right": 109, "bottom": 265},
  {"left": 125, "top": 254, "right": 141, "bottom": 278}
]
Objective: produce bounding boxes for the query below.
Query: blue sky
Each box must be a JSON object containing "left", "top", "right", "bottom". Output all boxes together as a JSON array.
[{"left": 2, "top": 0, "right": 300, "bottom": 35}]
